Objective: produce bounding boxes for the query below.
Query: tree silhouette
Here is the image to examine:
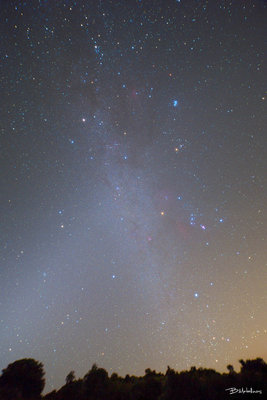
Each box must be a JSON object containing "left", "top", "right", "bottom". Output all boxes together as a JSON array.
[
  {"left": 0, "top": 358, "right": 45, "bottom": 399},
  {"left": 83, "top": 364, "right": 110, "bottom": 399},
  {"left": 65, "top": 370, "right": 75, "bottom": 385},
  {"left": 238, "top": 357, "right": 267, "bottom": 391},
  {"left": 239, "top": 357, "right": 267, "bottom": 374},
  {"left": 226, "top": 364, "right": 234, "bottom": 374},
  {"left": 0, "top": 356, "right": 265, "bottom": 400}
]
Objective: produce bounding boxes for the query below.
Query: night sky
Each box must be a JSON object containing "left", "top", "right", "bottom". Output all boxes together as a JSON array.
[{"left": 1, "top": 0, "right": 267, "bottom": 393}]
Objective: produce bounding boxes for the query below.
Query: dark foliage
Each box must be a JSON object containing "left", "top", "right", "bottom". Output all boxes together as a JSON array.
[
  {"left": 1, "top": 357, "right": 266, "bottom": 400},
  {"left": 65, "top": 371, "right": 75, "bottom": 385},
  {"left": 0, "top": 358, "right": 45, "bottom": 400}
]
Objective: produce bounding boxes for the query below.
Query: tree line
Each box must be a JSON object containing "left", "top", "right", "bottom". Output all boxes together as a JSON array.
[{"left": 0, "top": 357, "right": 266, "bottom": 399}]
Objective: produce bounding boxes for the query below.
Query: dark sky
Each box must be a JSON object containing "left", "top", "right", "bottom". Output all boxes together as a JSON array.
[{"left": 1, "top": 0, "right": 266, "bottom": 393}]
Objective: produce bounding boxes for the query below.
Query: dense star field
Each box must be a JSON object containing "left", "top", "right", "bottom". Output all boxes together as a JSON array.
[{"left": 1, "top": 0, "right": 266, "bottom": 393}]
